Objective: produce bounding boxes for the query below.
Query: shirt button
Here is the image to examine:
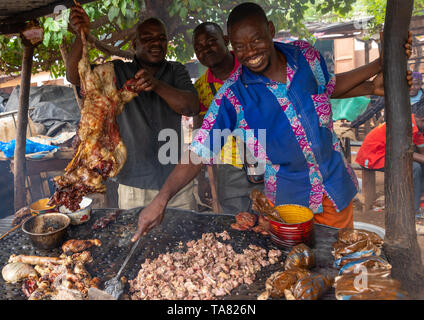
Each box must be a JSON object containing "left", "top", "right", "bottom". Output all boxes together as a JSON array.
[{"left": 298, "top": 114, "right": 302, "bottom": 119}]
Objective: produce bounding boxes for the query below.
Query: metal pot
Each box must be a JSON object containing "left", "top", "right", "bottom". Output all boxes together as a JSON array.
[{"left": 22, "top": 213, "right": 70, "bottom": 249}]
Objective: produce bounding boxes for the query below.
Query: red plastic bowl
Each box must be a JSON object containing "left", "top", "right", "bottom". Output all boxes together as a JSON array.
[{"left": 268, "top": 204, "right": 314, "bottom": 248}]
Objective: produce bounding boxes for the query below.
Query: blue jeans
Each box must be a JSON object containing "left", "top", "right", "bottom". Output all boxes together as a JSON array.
[{"left": 413, "top": 161, "right": 424, "bottom": 212}]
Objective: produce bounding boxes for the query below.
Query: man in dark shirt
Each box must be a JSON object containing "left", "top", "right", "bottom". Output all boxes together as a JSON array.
[{"left": 66, "top": 5, "right": 199, "bottom": 210}]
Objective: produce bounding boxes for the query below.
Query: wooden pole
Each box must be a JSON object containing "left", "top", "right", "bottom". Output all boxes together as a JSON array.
[
  {"left": 13, "top": 42, "right": 34, "bottom": 211},
  {"left": 364, "top": 40, "right": 371, "bottom": 135},
  {"left": 383, "top": 0, "right": 424, "bottom": 296}
]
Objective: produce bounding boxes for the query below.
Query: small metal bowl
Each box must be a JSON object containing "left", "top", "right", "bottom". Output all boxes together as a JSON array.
[{"left": 22, "top": 213, "right": 70, "bottom": 249}]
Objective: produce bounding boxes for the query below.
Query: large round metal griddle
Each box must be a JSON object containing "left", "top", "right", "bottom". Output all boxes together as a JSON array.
[{"left": 0, "top": 207, "right": 340, "bottom": 300}]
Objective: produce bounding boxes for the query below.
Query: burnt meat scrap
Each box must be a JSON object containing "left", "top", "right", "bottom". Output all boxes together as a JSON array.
[
  {"left": 129, "top": 232, "right": 282, "bottom": 300},
  {"left": 92, "top": 210, "right": 121, "bottom": 230},
  {"left": 49, "top": 31, "right": 141, "bottom": 211}
]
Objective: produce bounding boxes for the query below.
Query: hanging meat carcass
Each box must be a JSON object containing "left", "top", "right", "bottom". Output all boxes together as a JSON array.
[{"left": 49, "top": 31, "right": 140, "bottom": 211}]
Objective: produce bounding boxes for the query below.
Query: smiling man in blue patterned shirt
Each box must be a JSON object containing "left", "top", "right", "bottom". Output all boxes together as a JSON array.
[{"left": 131, "top": 2, "right": 408, "bottom": 241}]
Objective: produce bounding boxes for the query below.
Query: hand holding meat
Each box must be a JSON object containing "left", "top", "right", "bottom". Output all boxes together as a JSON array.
[
  {"left": 69, "top": 3, "right": 90, "bottom": 37},
  {"left": 132, "top": 69, "right": 158, "bottom": 92},
  {"left": 131, "top": 196, "right": 166, "bottom": 242}
]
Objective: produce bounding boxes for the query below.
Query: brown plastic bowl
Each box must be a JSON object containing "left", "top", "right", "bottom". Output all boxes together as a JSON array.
[{"left": 22, "top": 213, "right": 70, "bottom": 249}]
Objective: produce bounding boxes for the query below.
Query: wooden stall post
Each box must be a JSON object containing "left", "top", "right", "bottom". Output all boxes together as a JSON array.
[
  {"left": 13, "top": 23, "right": 43, "bottom": 211},
  {"left": 383, "top": 0, "right": 424, "bottom": 295},
  {"left": 13, "top": 43, "right": 34, "bottom": 211}
]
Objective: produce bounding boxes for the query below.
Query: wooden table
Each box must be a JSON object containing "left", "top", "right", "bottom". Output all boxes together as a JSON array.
[{"left": 3, "top": 149, "right": 72, "bottom": 204}]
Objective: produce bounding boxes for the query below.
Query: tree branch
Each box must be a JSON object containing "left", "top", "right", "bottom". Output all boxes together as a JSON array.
[
  {"left": 90, "top": 16, "right": 110, "bottom": 29},
  {"left": 103, "top": 25, "right": 137, "bottom": 44},
  {"left": 87, "top": 34, "right": 134, "bottom": 59}
]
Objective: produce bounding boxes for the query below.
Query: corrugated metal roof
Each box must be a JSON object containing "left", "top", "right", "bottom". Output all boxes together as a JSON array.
[
  {"left": 276, "top": 17, "right": 375, "bottom": 40},
  {"left": 0, "top": 0, "right": 56, "bottom": 20},
  {"left": 0, "top": 0, "right": 97, "bottom": 34}
]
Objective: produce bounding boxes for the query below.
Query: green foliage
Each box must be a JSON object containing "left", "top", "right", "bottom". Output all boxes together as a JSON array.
[
  {"left": 0, "top": 0, "right": 355, "bottom": 78},
  {"left": 0, "top": 36, "right": 24, "bottom": 74},
  {"left": 343, "top": 0, "right": 424, "bottom": 35}
]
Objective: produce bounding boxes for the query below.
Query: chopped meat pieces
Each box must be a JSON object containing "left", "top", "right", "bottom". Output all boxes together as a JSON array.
[
  {"left": 215, "top": 230, "right": 231, "bottom": 241},
  {"left": 129, "top": 233, "right": 281, "bottom": 300}
]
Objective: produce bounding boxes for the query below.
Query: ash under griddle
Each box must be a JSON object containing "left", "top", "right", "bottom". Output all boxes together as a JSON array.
[{"left": 0, "top": 207, "right": 340, "bottom": 300}]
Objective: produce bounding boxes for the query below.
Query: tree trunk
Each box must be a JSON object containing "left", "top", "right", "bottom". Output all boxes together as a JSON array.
[
  {"left": 13, "top": 43, "right": 34, "bottom": 211},
  {"left": 383, "top": 0, "right": 424, "bottom": 296}
]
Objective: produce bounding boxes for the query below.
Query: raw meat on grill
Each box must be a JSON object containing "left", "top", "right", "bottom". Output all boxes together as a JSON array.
[{"left": 49, "top": 30, "right": 141, "bottom": 211}]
